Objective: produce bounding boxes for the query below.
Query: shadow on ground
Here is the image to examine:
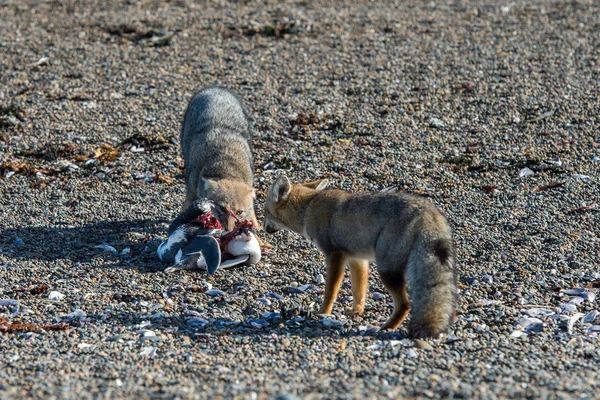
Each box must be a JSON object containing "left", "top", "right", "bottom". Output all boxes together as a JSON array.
[{"left": 0, "top": 219, "right": 168, "bottom": 270}]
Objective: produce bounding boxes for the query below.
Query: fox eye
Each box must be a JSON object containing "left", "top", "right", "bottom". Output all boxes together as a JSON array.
[{"left": 235, "top": 210, "right": 245, "bottom": 217}]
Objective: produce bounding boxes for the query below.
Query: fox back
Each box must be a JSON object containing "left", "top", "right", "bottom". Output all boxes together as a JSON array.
[
  {"left": 180, "top": 87, "right": 256, "bottom": 228},
  {"left": 181, "top": 87, "right": 253, "bottom": 188}
]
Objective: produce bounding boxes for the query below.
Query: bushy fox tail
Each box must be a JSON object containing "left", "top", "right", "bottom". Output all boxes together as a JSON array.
[{"left": 407, "top": 237, "right": 458, "bottom": 338}]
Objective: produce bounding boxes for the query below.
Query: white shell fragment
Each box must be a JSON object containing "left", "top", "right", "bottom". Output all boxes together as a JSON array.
[
  {"left": 140, "top": 346, "right": 158, "bottom": 357},
  {"left": 510, "top": 330, "right": 528, "bottom": 338},
  {"left": 48, "top": 291, "right": 65, "bottom": 301},
  {"left": 527, "top": 308, "right": 555, "bottom": 317},
  {"left": 519, "top": 168, "right": 534, "bottom": 178}
]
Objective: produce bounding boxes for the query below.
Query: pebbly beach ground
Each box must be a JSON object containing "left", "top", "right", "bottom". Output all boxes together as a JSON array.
[{"left": 1, "top": 0, "right": 599, "bottom": 398}]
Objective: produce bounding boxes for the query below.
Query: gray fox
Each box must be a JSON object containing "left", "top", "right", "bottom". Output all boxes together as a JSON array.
[
  {"left": 263, "top": 176, "right": 458, "bottom": 338},
  {"left": 180, "top": 87, "right": 258, "bottom": 231}
]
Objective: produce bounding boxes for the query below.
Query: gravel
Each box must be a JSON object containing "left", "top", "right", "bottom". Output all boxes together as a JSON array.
[{"left": 1, "top": 0, "right": 599, "bottom": 398}]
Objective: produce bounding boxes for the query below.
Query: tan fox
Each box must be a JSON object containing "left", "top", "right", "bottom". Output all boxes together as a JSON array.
[
  {"left": 180, "top": 87, "right": 259, "bottom": 231},
  {"left": 263, "top": 176, "right": 458, "bottom": 338}
]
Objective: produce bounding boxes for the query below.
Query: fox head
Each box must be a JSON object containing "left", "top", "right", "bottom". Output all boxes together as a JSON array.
[
  {"left": 264, "top": 175, "right": 329, "bottom": 234},
  {"left": 202, "top": 178, "right": 256, "bottom": 230}
]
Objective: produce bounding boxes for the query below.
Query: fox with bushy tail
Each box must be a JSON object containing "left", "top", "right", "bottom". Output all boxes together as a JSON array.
[{"left": 263, "top": 176, "right": 458, "bottom": 338}]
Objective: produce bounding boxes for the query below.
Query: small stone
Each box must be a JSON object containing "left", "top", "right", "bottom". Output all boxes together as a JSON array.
[
  {"left": 371, "top": 292, "right": 385, "bottom": 300},
  {"left": 414, "top": 339, "right": 433, "bottom": 350},
  {"left": 465, "top": 277, "right": 477, "bottom": 285},
  {"left": 13, "top": 238, "right": 24, "bottom": 246}
]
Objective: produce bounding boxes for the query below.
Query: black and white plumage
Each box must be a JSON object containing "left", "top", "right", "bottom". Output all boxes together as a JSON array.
[{"left": 157, "top": 199, "right": 261, "bottom": 275}]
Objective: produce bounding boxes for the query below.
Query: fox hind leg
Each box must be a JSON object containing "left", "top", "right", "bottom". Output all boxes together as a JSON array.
[{"left": 379, "top": 270, "right": 410, "bottom": 330}]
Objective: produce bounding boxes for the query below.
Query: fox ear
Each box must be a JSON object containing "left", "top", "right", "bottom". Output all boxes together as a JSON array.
[
  {"left": 303, "top": 179, "right": 329, "bottom": 191},
  {"left": 202, "top": 177, "right": 217, "bottom": 193},
  {"left": 271, "top": 175, "right": 291, "bottom": 203}
]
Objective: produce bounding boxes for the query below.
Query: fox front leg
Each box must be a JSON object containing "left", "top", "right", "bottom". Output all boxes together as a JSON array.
[
  {"left": 319, "top": 252, "right": 347, "bottom": 315},
  {"left": 348, "top": 259, "right": 369, "bottom": 315}
]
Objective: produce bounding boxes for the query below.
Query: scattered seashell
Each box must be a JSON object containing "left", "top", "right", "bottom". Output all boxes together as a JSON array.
[
  {"left": 262, "top": 312, "right": 281, "bottom": 320},
  {"left": 474, "top": 323, "right": 488, "bottom": 332},
  {"left": 184, "top": 310, "right": 202, "bottom": 317},
  {"left": 568, "top": 297, "right": 585, "bottom": 305},
  {"left": 316, "top": 274, "right": 325, "bottom": 285},
  {"left": 67, "top": 309, "right": 86, "bottom": 319},
  {"left": 135, "top": 321, "right": 151, "bottom": 329},
  {"left": 56, "top": 160, "right": 79, "bottom": 172},
  {"left": 0, "top": 299, "right": 19, "bottom": 307},
  {"left": 510, "top": 330, "right": 527, "bottom": 338},
  {"left": 120, "top": 247, "right": 131, "bottom": 256},
  {"left": 582, "top": 310, "right": 599, "bottom": 324},
  {"left": 572, "top": 174, "right": 590, "bottom": 180},
  {"left": 516, "top": 317, "right": 543, "bottom": 333},
  {"left": 248, "top": 318, "right": 269, "bottom": 328},
  {"left": 562, "top": 288, "right": 587, "bottom": 295},
  {"left": 567, "top": 313, "right": 585, "bottom": 332},
  {"left": 256, "top": 298, "right": 271, "bottom": 306},
  {"left": 106, "top": 334, "right": 126, "bottom": 342},
  {"left": 581, "top": 292, "right": 596, "bottom": 302},
  {"left": 519, "top": 168, "right": 534, "bottom": 178},
  {"left": 428, "top": 117, "right": 444, "bottom": 128},
  {"left": 36, "top": 57, "right": 49, "bottom": 66},
  {"left": 560, "top": 304, "right": 578, "bottom": 313},
  {"left": 150, "top": 312, "right": 165, "bottom": 319},
  {"left": 48, "top": 291, "right": 65, "bottom": 301},
  {"left": 205, "top": 289, "right": 226, "bottom": 297},
  {"left": 481, "top": 275, "right": 494, "bottom": 284},
  {"left": 140, "top": 346, "right": 157, "bottom": 357},
  {"left": 186, "top": 317, "right": 208, "bottom": 326},
  {"left": 587, "top": 325, "right": 600, "bottom": 334},
  {"left": 527, "top": 308, "right": 554, "bottom": 317},
  {"left": 266, "top": 292, "right": 284, "bottom": 300},
  {"left": 405, "top": 349, "right": 418, "bottom": 358},
  {"left": 322, "top": 318, "right": 344, "bottom": 328},
  {"left": 77, "top": 343, "right": 95, "bottom": 349},
  {"left": 137, "top": 329, "right": 156, "bottom": 337},
  {"left": 95, "top": 244, "right": 118, "bottom": 255},
  {"left": 367, "top": 341, "right": 405, "bottom": 350}
]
